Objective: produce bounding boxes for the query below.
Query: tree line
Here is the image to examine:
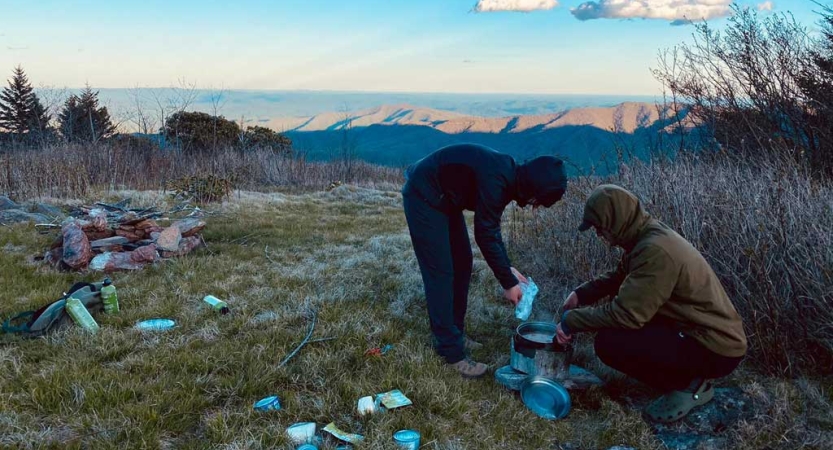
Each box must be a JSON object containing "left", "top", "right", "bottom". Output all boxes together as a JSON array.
[{"left": 0, "top": 67, "right": 292, "bottom": 155}]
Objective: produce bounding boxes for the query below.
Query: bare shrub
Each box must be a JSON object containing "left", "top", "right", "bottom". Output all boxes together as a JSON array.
[
  {"left": 654, "top": 5, "right": 833, "bottom": 178},
  {"left": 509, "top": 153, "right": 833, "bottom": 376},
  {"left": 0, "top": 143, "right": 403, "bottom": 200}
]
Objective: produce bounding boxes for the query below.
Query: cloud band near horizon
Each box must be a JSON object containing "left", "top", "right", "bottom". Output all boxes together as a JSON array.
[
  {"left": 474, "top": 0, "right": 774, "bottom": 24},
  {"left": 570, "top": 0, "right": 734, "bottom": 23},
  {"left": 473, "top": 0, "right": 559, "bottom": 12}
]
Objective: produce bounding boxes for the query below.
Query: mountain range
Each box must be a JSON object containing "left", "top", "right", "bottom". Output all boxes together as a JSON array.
[
  {"left": 272, "top": 102, "right": 682, "bottom": 171},
  {"left": 268, "top": 102, "right": 662, "bottom": 134}
]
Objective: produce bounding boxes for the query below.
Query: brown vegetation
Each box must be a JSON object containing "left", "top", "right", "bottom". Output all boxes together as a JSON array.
[
  {"left": 509, "top": 152, "right": 833, "bottom": 377},
  {"left": 0, "top": 143, "right": 403, "bottom": 200}
]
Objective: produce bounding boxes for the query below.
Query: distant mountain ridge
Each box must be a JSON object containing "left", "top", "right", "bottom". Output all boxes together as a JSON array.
[
  {"left": 275, "top": 101, "right": 684, "bottom": 172},
  {"left": 268, "top": 102, "right": 663, "bottom": 135},
  {"left": 93, "top": 89, "right": 658, "bottom": 125}
]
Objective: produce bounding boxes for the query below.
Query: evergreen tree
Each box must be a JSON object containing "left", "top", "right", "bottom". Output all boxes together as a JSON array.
[
  {"left": 58, "top": 86, "right": 115, "bottom": 143},
  {"left": 0, "top": 65, "right": 44, "bottom": 136},
  {"left": 163, "top": 111, "right": 240, "bottom": 153},
  {"left": 242, "top": 125, "right": 293, "bottom": 154}
]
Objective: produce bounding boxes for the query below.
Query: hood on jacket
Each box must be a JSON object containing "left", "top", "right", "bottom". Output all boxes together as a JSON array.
[
  {"left": 516, "top": 156, "right": 568, "bottom": 207},
  {"left": 578, "top": 184, "right": 651, "bottom": 248}
]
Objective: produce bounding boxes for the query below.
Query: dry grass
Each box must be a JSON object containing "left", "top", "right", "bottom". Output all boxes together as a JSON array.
[
  {"left": 0, "top": 156, "right": 830, "bottom": 449},
  {"left": 0, "top": 143, "right": 403, "bottom": 200},
  {"left": 0, "top": 187, "right": 666, "bottom": 449}
]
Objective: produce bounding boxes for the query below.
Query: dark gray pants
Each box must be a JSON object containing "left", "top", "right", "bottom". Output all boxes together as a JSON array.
[{"left": 402, "top": 191, "right": 473, "bottom": 364}]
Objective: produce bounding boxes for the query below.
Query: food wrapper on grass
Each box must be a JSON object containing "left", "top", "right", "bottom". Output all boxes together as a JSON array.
[
  {"left": 375, "top": 389, "right": 412, "bottom": 409},
  {"left": 323, "top": 423, "right": 364, "bottom": 444}
]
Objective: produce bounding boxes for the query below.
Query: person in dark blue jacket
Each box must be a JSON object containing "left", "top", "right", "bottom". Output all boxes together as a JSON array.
[{"left": 402, "top": 143, "right": 568, "bottom": 378}]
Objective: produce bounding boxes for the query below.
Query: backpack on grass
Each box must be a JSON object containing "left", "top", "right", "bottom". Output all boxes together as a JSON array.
[{"left": 2, "top": 281, "right": 106, "bottom": 337}]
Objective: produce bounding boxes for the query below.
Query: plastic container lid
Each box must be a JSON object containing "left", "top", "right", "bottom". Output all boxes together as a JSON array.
[
  {"left": 520, "top": 376, "right": 571, "bottom": 420},
  {"left": 393, "top": 430, "right": 420, "bottom": 442},
  {"left": 135, "top": 318, "right": 176, "bottom": 331},
  {"left": 495, "top": 365, "right": 528, "bottom": 391},
  {"left": 253, "top": 395, "right": 281, "bottom": 411}
]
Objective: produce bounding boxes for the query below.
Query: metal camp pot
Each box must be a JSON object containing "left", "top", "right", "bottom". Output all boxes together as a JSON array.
[{"left": 510, "top": 322, "right": 573, "bottom": 380}]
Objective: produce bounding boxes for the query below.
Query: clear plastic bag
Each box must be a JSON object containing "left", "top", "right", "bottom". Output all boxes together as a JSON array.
[{"left": 515, "top": 277, "right": 539, "bottom": 321}]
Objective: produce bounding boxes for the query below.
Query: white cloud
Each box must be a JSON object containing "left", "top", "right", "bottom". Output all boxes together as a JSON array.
[
  {"left": 571, "top": 0, "right": 733, "bottom": 23},
  {"left": 757, "top": 1, "right": 774, "bottom": 11},
  {"left": 473, "top": 0, "right": 559, "bottom": 13}
]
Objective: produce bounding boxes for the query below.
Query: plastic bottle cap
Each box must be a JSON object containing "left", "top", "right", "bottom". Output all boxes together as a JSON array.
[
  {"left": 220, "top": 307, "right": 230, "bottom": 315},
  {"left": 103, "top": 278, "right": 112, "bottom": 286}
]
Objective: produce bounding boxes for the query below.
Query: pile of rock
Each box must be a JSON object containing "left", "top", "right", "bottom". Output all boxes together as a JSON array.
[
  {"left": 0, "top": 195, "right": 63, "bottom": 224},
  {"left": 44, "top": 200, "right": 206, "bottom": 273}
]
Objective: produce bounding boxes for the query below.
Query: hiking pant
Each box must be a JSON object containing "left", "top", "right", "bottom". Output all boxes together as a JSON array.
[
  {"left": 594, "top": 319, "right": 744, "bottom": 392},
  {"left": 402, "top": 190, "right": 472, "bottom": 364}
]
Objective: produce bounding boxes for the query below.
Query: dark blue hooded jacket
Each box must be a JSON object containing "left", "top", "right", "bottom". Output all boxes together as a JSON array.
[{"left": 403, "top": 143, "right": 567, "bottom": 289}]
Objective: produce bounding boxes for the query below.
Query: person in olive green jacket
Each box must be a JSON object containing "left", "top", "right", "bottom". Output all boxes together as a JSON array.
[{"left": 555, "top": 184, "right": 747, "bottom": 423}]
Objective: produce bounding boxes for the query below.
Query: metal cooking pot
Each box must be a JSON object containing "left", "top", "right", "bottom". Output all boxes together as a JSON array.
[{"left": 510, "top": 321, "right": 573, "bottom": 380}]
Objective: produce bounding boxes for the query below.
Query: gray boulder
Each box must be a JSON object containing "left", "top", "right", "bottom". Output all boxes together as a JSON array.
[
  {"left": 0, "top": 209, "right": 50, "bottom": 224},
  {"left": 0, "top": 196, "right": 18, "bottom": 211},
  {"left": 28, "top": 202, "right": 64, "bottom": 218}
]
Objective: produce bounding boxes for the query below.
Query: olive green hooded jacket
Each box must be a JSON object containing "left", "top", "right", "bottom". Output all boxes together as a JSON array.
[{"left": 563, "top": 185, "right": 747, "bottom": 358}]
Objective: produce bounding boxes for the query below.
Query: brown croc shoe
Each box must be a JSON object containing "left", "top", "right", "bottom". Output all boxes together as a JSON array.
[{"left": 644, "top": 379, "right": 715, "bottom": 423}]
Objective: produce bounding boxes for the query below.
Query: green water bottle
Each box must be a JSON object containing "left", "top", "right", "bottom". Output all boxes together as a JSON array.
[
  {"left": 101, "top": 278, "right": 119, "bottom": 314},
  {"left": 203, "top": 295, "right": 230, "bottom": 315},
  {"left": 65, "top": 295, "right": 100, "bottom": 333}
]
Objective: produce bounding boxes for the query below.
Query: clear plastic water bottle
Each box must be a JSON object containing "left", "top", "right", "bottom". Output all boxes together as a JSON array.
[
  {"left": 101, "top": 278, "right": 119, "bottom": 314},
  {"left": 203, "top": 295, "right": 230, "bottom": 315},
  {"left": 515, "top": 277, "right": 539, "bottom": 321},
  {"left": 66, "top": 295, "right": 100, "bottom": 333}
]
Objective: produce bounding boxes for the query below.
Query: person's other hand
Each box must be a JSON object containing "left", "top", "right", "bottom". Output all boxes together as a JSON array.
[
  {"left": 510, "top": 267, "right": 528, "bottom": 284},
  {"left": 504, "top": 284, "right": 522, "bottom": 306},
  {"left": 562, "top": 291, "right": 579, "bottom": 312},
  {"left": 556, "top": 322, "right": 572, "bottom": 345}
]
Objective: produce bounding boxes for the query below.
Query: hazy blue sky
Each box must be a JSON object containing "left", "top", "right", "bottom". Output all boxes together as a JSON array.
[{"left": 0, "top": 0, "right": 823, "bottom": 95}]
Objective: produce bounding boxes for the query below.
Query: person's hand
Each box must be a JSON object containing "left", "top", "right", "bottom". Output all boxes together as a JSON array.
[
  {"left": 504, "top": 284, "right": 522, "bottom": 306},
  {"left": 510, "top": 267, "right": 528, "bottom": 284},
  {"left": 556, "top": 322, "right": 572, "bottom": 345},
  {"left": 562, "top": 291, "right": 579, "bottom": 312}
]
